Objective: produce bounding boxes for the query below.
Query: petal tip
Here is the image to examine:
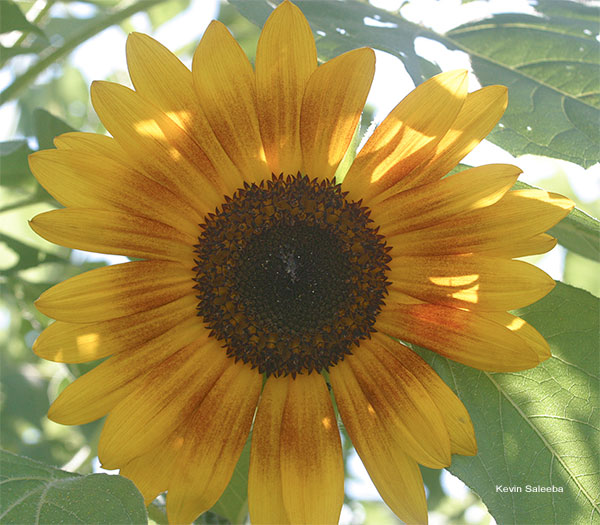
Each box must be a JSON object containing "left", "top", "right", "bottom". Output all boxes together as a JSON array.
[
  {"left": 535, "top": 337, "right": 552, "bottom": 363},
  {"left": 460, "top": 434, "right": 478, "bottom": 456},
  {"left": 27, "top": 151, "right": 44, "bottom": 173},
  {"left": 47, "top": 403, "right": 63, "bottom": 424}
]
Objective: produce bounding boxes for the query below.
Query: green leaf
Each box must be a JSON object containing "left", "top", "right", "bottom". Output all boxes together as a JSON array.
[
  {"left": 515, "top": 180, "right": 600, "bottom": 261},
  {"left": 0, "top": 1, "right": 45, "bottom": 37},
  {"left": 413, "top": 282, "right": 600, "bottom": 524},
  {"left": 0, "top": 449, "right": 148, "bottom": 524},
  {"left": 32, "top": 109, "right": 76, "bottom": 151},
  {"left": 0, "top": 140, "right": 33, "bottom": 188},
  {"left": 447, "top": 1, "right": 600, "bottom": 168},
  {"left": 209, "top": 436, "right": 251, "bottom": 524}
]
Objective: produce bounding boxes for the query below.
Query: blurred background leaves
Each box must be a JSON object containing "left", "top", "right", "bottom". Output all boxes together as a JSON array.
[{"left": 1, "top": 0, "right": 599, "bottom": 524}]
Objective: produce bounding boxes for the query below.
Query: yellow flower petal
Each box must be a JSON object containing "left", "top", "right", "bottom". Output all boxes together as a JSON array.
[
  {"left": 301, "top": 47, "right": 375, "bottom": 180},
  {"left": 248, "top": 376, "right": 290, "bottom": 525},
  {"left": 91, "top": 80, "right": 225, "bottom": 213},
  {"left": 479, "top": 233, "right": 558, "bottom": 258},
  {"left": 35, "top": 260, "right": 193, "bottom": 323},
  {"left": 29, "top": 149, "right": 200, "bottom": 236},
  {"left": 166, "top": 361, "right": 262, "bottom": 524},
  {"left": 387, "top": 85, "right": 509, "bottom": 193},
  {"left": 371, "top": 333, "right": 477, "bottom": 456},
  {"left": 343, "top": 70, "right": 468, "bottom": 203},
  {"left": 389, "top": 254, "right": 555, "bottom": 311},
  {"left": 373, "top": 163, "right": 521, "bottom": 236},
  {"left": 99, "top": 340, "right": 229, "bottom": 469},
  {"left": 279, "top": 372, "right": 344, "bottom": 525},
  {"left": 48, "top": 314, "right": 207, "bottom": 424},
  {"left": 126, "top": 32, "right": 243, "bottom": 192},
  {"left": 388, "top": 190, "right": 574, "bottom": 256},
  {"left": 330, "top": 359, "right": 428, "bottom": 524},
  {"left": 256, "top": 0, "right": 317, "bottom": 175},
  {"left": 377, "top": 303, "right": 540, "bottom": 371},
  {"left": 346, "top": 341, "right": 452, "bottom": 468},
  {"left": 53, "top": 131, "right": 133, "bottom": 167},
  {"left": 119, "top": 433, "right": 182, "bottom": 505},
  {"left": 192, "top": 21, "right": 269, "bottom": 183},
  {"left": 30, "top": 208, "right": 194, "bottom": 262},
  {"left": 33, "top": 294, "right": 198, "bottom": 363}
]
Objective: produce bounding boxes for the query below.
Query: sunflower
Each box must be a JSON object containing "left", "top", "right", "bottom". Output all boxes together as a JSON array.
[{"left": 29, "top": 1, "right": 573, "bottom": 523}]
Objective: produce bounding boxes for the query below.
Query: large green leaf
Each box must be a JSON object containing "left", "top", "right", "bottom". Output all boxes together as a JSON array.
[
  {"left": 447, "top": 1, "right": 599, "bottom": 168},
  {"left": 0, "top": 450, "right": 147, "bottom": 524},
  {"left": 232, "top": 0, "right": 599, "bottom": 168},
  {"left": 413, "top": 282, "right": 600, "bottom": 524}
]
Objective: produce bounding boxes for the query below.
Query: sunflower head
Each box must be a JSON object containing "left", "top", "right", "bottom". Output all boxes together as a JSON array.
[
  {"left": 193, "top": 173, "right": 392, "bottom": 377},
  {"left": 29, "top": 1, "right": 573, "bottom": 524}
]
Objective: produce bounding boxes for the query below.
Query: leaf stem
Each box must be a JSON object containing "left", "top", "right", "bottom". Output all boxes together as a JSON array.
[{"left": 0, "top": 0, "right": 167, "bottom": 105}]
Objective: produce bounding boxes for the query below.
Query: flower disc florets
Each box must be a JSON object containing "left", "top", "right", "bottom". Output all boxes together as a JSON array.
[{"left": 194, "top": 174, "right": 391, "bottom": 376}]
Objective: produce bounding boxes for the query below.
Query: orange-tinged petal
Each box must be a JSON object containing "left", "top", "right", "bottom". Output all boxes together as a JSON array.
[
  {"left": 29, "top": 149, "right": 201, "bottom": 236},
  {"left": 48, "top": 314, "right": 207, "bottom": 424},
  {"left": 126, "top": 32, "right": 242, "bottom": 192},
  {"left": 30, "top": 208, "right": 194, "bottom": 262},
  {"left": 99, "top": 340, "right": 229, "bottom": 469},
  {"left": 53, "top": 131, "right": 134, "bottom": 167},
  {"left": 301, "top": 48, "right": 375, "bottom": 180},
  {"left": 280, "top": 372, "right": 344, "bottom": 524},
  {"left": 389, "top": 85, "right": 509, "bottom": 192},
  {"left": 91, "top": 80, "right": 224, "bottom": 213},
  {"left": 347, "top": 341, "right": 451, "bottom": 468},
  {"left": 377, "top": 303, "right": 540, "bottom": 371},
  {"left": 330, "top": 359, "right": 428, "bottom": 524},
  {"left": 373, "top": 164, "right": 520, "bottom": 237},
  {"left": 343, "top": 70, "right": 468, "bottom": 204},
  {"left": 389, "top": 254, "right": 555, "bottom": 311},
  {"left": 388, "top": 190, "right": 574, "bottom": 256},
  {"left": 248, "top": 376, "right": 290, "bottom": 525},
  {"left": 372, "top": 333, "right": 477, "bottom": 456},
  {"left": 192, "top": 21, "right": 269, "bottom": 183},
  {"left": 35, "top": 261, "right": 193, "bottom": 323},
  {"left": 33, "top": 294, "right": 198, "bottom": 363},
  {"left": 166, "top": 361, "right": 262, "bottom": 524},
  {"left": 256, "top": 0, "right": 317, "bottom": 175}
]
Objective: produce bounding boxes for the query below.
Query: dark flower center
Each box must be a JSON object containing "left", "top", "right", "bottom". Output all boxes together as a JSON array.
[{"left": 193, "top": 174, "right": 391, "bottom": 377}]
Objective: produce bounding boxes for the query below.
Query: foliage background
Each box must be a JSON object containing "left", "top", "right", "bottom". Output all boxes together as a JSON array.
[{"left": 1, "top": 0, "right": 598, "bottom": 524}]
